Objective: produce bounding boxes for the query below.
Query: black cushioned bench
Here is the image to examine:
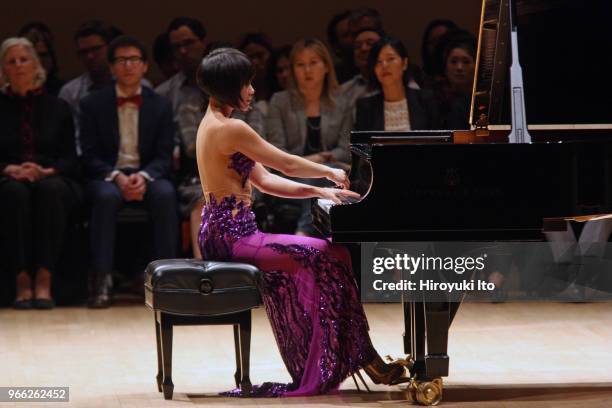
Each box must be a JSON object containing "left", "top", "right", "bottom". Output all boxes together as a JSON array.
[{"left": 145, "top": 259, "right": 262, "bottom": 399}]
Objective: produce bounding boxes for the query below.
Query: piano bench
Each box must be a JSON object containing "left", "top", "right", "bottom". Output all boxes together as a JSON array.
[{"left": 144, "top": 259, "right": 262, "bottom": 400}]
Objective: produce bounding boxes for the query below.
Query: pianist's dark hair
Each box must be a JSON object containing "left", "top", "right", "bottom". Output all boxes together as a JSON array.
[
  {"left": 367, "top": 36, "right": 411, "bottom": 90},
  {"left": 196, "top": 48, "right": 255, "bottom": 109}
]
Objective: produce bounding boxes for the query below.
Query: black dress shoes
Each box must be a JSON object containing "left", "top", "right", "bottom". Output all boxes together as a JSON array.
[
  {"left": 88, "top": 273, "right": 112, "bottom": 309},
  {"left": 87, "top": 293, "right": 111, "bottom": 309},
  {"left": 33, "top": 298, "right": 56, "bottom": 309},
  {"left": 13, "top": 298, "right": 33, "bottom": 310}
]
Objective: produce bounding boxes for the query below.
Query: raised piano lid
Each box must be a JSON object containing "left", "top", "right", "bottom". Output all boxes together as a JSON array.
[{"left": 471, "top": 0, "right": 612, "bottom": 131}]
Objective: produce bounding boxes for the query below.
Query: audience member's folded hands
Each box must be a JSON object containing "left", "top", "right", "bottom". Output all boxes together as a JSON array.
[
  {"left": 115, "top": 172, "right": 147, "bottom": 201},
  {"left": 3, "top": 162, "right": 55, "bottom": 182}
]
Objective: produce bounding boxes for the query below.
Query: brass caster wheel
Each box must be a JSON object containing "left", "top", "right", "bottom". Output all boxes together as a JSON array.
[{"left": 404, "top": 377, "right": 443, "bottom": 406}]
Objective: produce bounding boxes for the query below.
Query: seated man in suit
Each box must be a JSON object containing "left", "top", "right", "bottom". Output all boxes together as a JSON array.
[{"left": 80, "top": 35, "right": 178, "bottom": 308}]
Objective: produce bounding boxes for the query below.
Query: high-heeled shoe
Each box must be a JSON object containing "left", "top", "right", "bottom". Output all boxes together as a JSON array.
[{"left": 362, "top": 352, "right": 410, "bottom": 385}]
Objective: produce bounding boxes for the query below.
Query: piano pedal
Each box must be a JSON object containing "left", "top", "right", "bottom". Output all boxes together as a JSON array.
[{"left": 351, "top": 371, "right": 371, "bottom": 393}]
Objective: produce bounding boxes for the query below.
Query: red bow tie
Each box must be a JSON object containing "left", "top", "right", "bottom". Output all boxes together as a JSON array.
[{"left": 117, "top": 94, "right": 142, "bottom": 107}]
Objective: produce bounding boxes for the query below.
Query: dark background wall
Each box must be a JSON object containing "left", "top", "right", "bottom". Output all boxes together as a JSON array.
[{"left": 1, "top": 0, "right": 481, "bottom": 84}]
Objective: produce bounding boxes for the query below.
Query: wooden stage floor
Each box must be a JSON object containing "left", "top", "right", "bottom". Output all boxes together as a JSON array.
[{"left": 1, "top": 302, "right": 611, "bottom": 407}]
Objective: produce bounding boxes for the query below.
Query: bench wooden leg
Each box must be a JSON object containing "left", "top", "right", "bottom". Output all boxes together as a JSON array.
[
  {"left": 238, "top": 310, "right": 252, "bottom": 394},
  {"left": 233, "top": 324, "right": 242, "bottom": 389},
  {"left": 155, "top": 313, "right": 162, "bottom": 392},
  {"left": 160, "top": 313, "right": 174, "bottom": 400}
]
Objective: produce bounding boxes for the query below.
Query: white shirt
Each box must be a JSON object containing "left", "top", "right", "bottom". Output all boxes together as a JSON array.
[
  {"left": 384, "top": 98, "right": 411, "bottom": 131},
  {"left": 115, "top": 85, "right": 141, "bottom": 169},
  {"left": 104, "top": 86, "right": 153, "bottom": 182}
]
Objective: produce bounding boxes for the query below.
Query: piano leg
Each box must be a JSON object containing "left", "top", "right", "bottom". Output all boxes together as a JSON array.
[
  {"left": 403, "top": 301, "right": 451, "bottom": 379},
  {"left": 403, "top": 300, "right": 426, "bottom": 374},
  {"left": 403, "top": 300, "right": 450, "bottom": 406},
  {"left": 423, "top": 302, "right": 450, "bottom": 378},
  {"left": 449, "top": 301, "right": 461, "bottom": 326}
]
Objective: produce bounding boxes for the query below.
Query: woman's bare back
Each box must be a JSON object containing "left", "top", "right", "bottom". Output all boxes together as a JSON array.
[{"left": 196, "top": 110, "right": 254, "bottom": 205}]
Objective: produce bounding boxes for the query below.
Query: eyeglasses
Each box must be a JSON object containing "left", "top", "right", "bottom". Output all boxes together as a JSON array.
[
  {"left": 76, "top": 44, "right": 106, "bottom": 57},
  {"left": 112, "top": 56, "right": 144, "bottom": 66},
  {"left": 170, "top": 38, "right": 199, "bottom": 53}
]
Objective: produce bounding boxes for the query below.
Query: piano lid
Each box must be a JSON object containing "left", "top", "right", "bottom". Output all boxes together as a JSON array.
[{"left": 471, "top": 0, "right": 612, "bottom": 128}]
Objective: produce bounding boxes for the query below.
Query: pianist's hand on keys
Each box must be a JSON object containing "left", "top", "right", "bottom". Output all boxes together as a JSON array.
[
  {"left": 326, "top": 168, "right": 351, "bottom": 190},
  {"left": 317, "top": 188, "right": 361, "bottom": 207}
]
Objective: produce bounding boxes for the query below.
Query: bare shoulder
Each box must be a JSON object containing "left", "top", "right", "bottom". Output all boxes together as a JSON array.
[
  {"left": 223, "top": 118, "right": 259, "bottom": 142},
  {"left": 224, "top": 117, "right": 253, "bottom": 134},
  {"left": 211, "top": 117, "right": 258, "bottom": 154}
]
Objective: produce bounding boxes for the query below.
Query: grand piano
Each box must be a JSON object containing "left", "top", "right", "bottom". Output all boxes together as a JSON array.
[{"left": 312, "top": 0, "right": 612, "bottom": 405}]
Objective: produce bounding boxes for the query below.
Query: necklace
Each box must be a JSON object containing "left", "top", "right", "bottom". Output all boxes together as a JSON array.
[{"left": 306, "top": 117, "right": 321, "bottom": 131}]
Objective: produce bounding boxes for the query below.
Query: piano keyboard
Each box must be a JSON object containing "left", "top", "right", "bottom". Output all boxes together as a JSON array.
[{"left": 316, "top": 196, "right": 360, "bottom": 214}]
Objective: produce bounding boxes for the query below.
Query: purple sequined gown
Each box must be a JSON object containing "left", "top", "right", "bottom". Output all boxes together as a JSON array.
[{"left": 198, "top": 151, "right": 373, "bottom": 397}]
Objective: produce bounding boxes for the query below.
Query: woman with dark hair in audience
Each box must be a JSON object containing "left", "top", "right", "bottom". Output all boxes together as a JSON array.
[
  {"left": 238, "top": 32, "right": 274, "bottom": 103},
  {"left": 431, "top": 30, "right": 477, "bottom": 129},
  {"left": 195, "top": 47, "right": 406, "bottom": 397},
  {"left": 270, "top": 45, "right": 292, "bottom": 92},
  {"left": 18, "top": 22, "right": 65, "bottom": 95},
  {"left": 326, "top": 10, "right": 356, "bottom": 84},
  {"left": 267, "top": 38, "right": 352, "bottom": 235},
  {"left": 420, "top": 19, "right": 459, "bottom": 81},
  {"left": 0, "top": 38, "right": 80, "bottom": 309},
  {"left": 355, "top": 36, "right": 439, "bottom": 132}
]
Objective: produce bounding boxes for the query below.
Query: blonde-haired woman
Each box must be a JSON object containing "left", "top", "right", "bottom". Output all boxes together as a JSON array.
[
  {"left": 0, "top": 38, "right": 80, "bottom": 309},
  {"left": 266, "top": 38, "right": 352, "bottom": 235}
]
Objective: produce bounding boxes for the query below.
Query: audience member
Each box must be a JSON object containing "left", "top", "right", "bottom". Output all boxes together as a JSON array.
[
  {"left": 348, "top": 8, "right": 383, "bottom": 37},
  {"left": 355, "top": 36, "right": 440, "bottom": 131},
  {"left": 18, "top": 22, "right": 64, "bottom": 95},
  {"left": 339, "top": 28, "right": 385, "bottom": 111},
  {"left": 270, "top": 45, "right": 292, "bottom": 92},
  {"left": 152, "top": 32, "right": 178, "bottom": 85},
  {"left": 58, "top": 20, "right": 123, "bottom": 154},
  {"left": 0, "top": 38, "right": 81, "bottom": 310},
  {"left": 18, "top": 22, "right": 54, "bottom": 43},
  {"left": 431, "top": 30, "right": 476, "bottom": 129},
  {"left": 156, "top": 17, "right": 207, "bottom": 111},
  {"left": 238, "top": 32, "right": 274, "bottom": 102},
  {"left": 155, "top": 17, "right": 208, "bottom": 258},
  {"left": 80, "top": 35, "right": 178, "bottom": 308},
  {"left": 267, "top": 38, "right": 352, "bottom": 235},
  {"left": 327, "top": 10, "right": 357, "bottom": 83},
  {"left": 420, "top": 19, "right": 459, "bottom": 81},
  {"left": 236, "top": 33, "right": 274, "bottom": 134}
]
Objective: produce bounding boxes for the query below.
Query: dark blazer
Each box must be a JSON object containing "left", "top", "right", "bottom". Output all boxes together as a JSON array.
[
  {"left": 79, "top": 85, "right": 174, "bottom": 180},
  {"left": 354, "top": 87, "right": 441, "bottom": 131},
  {"left": 0, "top": 92, "right": 78, "bottom": 177}
]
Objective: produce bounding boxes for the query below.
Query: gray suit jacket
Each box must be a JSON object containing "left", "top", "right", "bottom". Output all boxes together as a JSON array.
[{"left": 266, "top": 90, "right": 352, "bottom": 164}]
